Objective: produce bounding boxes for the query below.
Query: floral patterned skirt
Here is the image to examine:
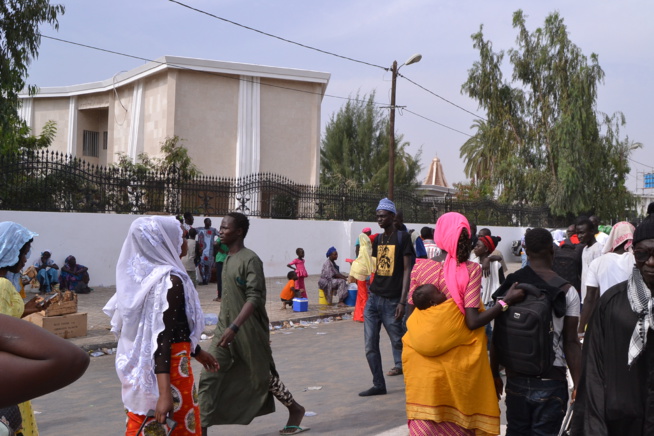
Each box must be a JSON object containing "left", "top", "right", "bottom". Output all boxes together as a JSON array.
[{"left": 125, "top": 342, "right": 200, "bottom": 435}]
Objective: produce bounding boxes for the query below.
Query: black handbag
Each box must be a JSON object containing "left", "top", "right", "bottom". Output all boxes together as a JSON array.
[{"left": 0, "top": 405, "right": 22, "bottom": 436}]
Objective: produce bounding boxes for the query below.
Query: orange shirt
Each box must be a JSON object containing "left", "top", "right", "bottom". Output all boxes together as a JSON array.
[{"left": 280, "top": 279, "right": 296, "bottom": 300}]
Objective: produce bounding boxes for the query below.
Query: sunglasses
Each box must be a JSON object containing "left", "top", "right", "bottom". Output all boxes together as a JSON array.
[{"left": 634, "top": 248, "right": 654, "bottom": 263}]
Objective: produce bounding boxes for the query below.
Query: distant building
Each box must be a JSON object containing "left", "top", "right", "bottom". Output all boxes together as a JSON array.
[
  {"left": 18, "top": 56, "right": 330, "bottom": 184},
  {"left": 418, "top": 156, "right": 457, "bottom": 198}
]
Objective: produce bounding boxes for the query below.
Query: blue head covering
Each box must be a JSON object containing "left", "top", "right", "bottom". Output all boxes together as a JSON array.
[
  {"left": 326, "top": 246, "right": 337, "bottom": 257},
  {"left": 376, "top": 198, "right": 396, "bottom": 214},
  {"left": 0, "top": 222, "right": 38, "bottom": 268}
]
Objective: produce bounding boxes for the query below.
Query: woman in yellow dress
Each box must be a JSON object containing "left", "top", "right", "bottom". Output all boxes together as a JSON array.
[{"left": 0, "top": 221, "right": 51, "bottom": 436}]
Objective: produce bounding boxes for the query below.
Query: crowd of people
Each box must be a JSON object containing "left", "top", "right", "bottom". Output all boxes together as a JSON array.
[{"left": 2, "top": 200, "right": 654, "bottom": 435}]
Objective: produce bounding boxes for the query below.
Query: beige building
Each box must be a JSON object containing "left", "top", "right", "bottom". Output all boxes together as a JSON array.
[{"left": 19, "top": 56, "right": 330, "bottom": 184}]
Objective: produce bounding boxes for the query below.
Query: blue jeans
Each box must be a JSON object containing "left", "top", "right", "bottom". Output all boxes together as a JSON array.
[
  {"left": 37, "top": 268, "right": 58, "bottom": 292},
  {"left": 363, "top": 293, "right": 405, "bottom": 389},
  {"left": 505, "top": 376, "right": 568, "bottom": 436}
]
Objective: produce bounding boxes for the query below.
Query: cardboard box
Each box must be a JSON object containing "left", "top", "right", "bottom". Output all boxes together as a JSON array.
[
  {"left": 44, "top": 299, "right": 77, "bottom": 317},
  {"left": 26, "top": 312, "right": 87, "bottom": 339}
]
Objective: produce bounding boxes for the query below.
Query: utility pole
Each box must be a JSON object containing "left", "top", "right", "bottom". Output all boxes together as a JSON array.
[
  {"left": 386, "top": 54, "right": 422, "bottom": 200},
  {"left": 388, "top": 60, "right": 398, "bottom": 200}
]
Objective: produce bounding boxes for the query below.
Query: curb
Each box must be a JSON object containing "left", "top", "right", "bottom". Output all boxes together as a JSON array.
[
  {"left": 81, "top": 307, "right": 355, "bottom": 352},
  {"left": 269, "top": 309, "right": 354, "bottom": 328}
]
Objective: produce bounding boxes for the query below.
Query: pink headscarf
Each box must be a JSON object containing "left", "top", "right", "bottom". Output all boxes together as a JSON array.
[
  {"left": 602, "top": 221, "right": 635, "bottom": 254},
  {"left": 434, "top": 212, "right": 471, "bottom": 314}
]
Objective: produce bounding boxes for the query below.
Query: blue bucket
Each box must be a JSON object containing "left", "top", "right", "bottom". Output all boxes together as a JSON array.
[{"left": 344, "top": 289, "right": 357, "bottom": 306}]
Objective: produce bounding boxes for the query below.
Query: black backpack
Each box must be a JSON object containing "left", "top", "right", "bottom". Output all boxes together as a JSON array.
[
  {"left": 492, "top": 277, "right": 568, "bottom": 377},
  {"left": 552, "top": 242, "right": 582, "bottom": 292}
]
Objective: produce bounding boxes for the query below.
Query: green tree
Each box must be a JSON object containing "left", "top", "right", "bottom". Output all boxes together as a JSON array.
[
  {"left": 461, "top": 10, "right": 639, "bottom": 218},
  {"left": 0, "top": 0, "right": 65, "bottom": 152},
  {"left": 320, "top": 91, "right": 421, "bottom": 191},
  {"left": 113, "top": 136, "right": 200, "bottom": 179}
]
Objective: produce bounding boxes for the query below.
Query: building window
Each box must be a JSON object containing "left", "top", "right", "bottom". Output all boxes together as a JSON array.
[
  {"left": 102, "top": 131, "right": 108, "bottom": 150},
  {"left": 83, "top": 130, "right": 99, "bottom": 157}
]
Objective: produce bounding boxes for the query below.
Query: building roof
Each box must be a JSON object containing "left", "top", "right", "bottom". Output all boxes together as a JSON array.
[
  {"left": 423, "top": 156, "right": 450, "bottom": 188},
  {"left": 20, "top": 55, "right": 331, "bottom": 99}
]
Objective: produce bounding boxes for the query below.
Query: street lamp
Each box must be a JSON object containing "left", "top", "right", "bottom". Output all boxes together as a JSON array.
[{"left": 388, "top": 53, "right": 422, "bottom": 200}]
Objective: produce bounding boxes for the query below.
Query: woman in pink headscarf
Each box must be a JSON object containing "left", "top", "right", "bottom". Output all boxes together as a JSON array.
[
  {"left": 403, "top": 212, "right": 524, "bottom": 435},
  {"left": 408, "top": 212, "right": 523, "bottom": 328}
]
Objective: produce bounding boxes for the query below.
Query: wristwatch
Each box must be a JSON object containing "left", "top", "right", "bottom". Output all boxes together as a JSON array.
[{"left": 498, "top": 300, "right": 510, "bottom": 311}]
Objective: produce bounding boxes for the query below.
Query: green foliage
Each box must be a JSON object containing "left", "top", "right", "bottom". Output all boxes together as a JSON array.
[
  {"left": 320, "top": 91, "right": 422, "bottom": 191},
  {"left": 112, "top": 136, "right": 201, "bottom": 180},
  {"left": 159, "top": 136, "right": 200, "bottom": 180},
  {"left": 10, "top": 120, "right": 57, "bottom": 153},
  {"left": 0, "top": 0, "right": 65, "bottom": 151},
  {"left": 461, "top": 10, "right": 639, "bottom": 218}
]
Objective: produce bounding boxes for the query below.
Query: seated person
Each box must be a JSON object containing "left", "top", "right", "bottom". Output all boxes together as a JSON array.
[
  {"left": 280, "top": 271, "right": 299, "bottom": 310},
  {"left": 34, "top": 251, "right": 58, "bottom": 293},
  {"left": 318, "top": 246, "right": 348, "bottom": 306},
  {"left": 58, "top": 256, "right": 91, "bottom": 294}
]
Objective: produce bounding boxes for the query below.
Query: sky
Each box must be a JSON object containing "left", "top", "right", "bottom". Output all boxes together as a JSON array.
[{"left": 25, "top": 0, "right": 654, "bottom": 194}]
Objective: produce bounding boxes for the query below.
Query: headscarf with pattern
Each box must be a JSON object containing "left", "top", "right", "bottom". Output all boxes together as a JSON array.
[{"left": 602, "top": 221, "right": 635, "bottom": 254}]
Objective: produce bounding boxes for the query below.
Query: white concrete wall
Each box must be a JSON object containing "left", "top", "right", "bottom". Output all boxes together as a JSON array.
[{"left": 0, "top": 211, "right": 533, "bottom": 287}]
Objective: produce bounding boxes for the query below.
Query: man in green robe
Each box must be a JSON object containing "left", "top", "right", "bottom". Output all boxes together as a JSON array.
[{"left": 198, "top": 212, "right": 309, "bottom": 435}]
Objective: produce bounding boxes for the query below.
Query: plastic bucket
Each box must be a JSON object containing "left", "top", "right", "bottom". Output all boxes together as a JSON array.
[
  {"left": 319, "top": 289, "right": 329, "bottom": 305},
  {"left": 344, "top": 289, "right": 357, "bottom": 306}
]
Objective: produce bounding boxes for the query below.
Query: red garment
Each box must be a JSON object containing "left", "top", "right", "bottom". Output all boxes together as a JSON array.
[
  {"left": 560, "top": 234, "right": 580, "bottom": 246},
  {"left": 353, "top": 279, "right": 369, "bottom": 322},
  {"left": 125, "top": 342, "right": 201, "bottom": 435}
]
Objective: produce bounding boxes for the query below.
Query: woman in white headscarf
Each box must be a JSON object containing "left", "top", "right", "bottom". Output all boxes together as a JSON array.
[{"left": 104, "top": 216, "right": 218, "bottom": 435}]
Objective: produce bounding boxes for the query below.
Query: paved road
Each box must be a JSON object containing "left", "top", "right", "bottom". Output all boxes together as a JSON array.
[{"left": 32, "top": 319, "right": 410, "bottom": 435}]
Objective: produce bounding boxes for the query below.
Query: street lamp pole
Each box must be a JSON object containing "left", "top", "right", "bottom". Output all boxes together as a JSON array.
[{"left": 387, "top": 54, "right": 422, "bottom": 201}]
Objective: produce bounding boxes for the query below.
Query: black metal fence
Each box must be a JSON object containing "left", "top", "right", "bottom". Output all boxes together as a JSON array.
[{"left": 0, "top": 150, "right": 563, "bottom": 227}]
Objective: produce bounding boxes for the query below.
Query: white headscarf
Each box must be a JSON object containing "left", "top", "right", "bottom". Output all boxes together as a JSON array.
[
  {"left": 103, "top": 216, "right": 204, "bottom": 414},
  {"left": 0, "top": 222, "right": 38, "bottom": 268}
]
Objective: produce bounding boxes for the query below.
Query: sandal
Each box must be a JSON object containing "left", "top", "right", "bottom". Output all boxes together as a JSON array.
[
  {"left": 387, "top": 367, "right": 403, "bottom": 376},
  {"left": 280, "top": 425, "right": 310, "bottom": 435}
]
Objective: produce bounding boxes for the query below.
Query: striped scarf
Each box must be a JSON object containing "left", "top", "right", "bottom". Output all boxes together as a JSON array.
[{"left": 627, "top": 266, "right": 654, "bottom": 366}]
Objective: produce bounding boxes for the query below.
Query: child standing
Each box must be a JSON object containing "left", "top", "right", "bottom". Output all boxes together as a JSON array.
[
  {"left": 287, "top": 248, "right": 308, "bottom": 298},
  {"left": 280, "top": 271, "right": 299, "bottom": 309}
]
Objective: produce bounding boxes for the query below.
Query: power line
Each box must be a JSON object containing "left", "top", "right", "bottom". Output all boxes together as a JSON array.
[
  {"left": 403, "top": 109, "right": 473, "bottom": 137},
  {"left": 38, "top": 34, "right": 382, "bottom": 106},
  {"left": 629, "top": 156, "right": 654, "bottom": 170},
  {"left": 398, "top": 72, "right": 487, "bottom": 122},
  {"left": 38, "top": 35, "right": 474, "bottom": 138},
  {"left": 167, "top": 0, "right": 387, "bottom": 71}
]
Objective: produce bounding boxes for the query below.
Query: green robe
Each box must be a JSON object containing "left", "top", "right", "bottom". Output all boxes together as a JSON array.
[{"left": 198, "top": 248, "right": 276, "bottom": 426}]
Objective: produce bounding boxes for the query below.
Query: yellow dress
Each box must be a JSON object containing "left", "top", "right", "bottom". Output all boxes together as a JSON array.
[
  {"left": 403, "top": 299, "right": 500, "bottom": 435},
  {"left": 0, "top": 277, "right": 40, "bottom": 435}
]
